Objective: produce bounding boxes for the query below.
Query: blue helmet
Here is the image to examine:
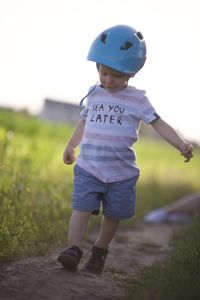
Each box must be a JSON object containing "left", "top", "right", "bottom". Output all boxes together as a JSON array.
[{"left": 87, "top": 25, "right": 146, "bottom": 75}]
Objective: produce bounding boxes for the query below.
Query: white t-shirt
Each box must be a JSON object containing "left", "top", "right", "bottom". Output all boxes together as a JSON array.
[{"left": 76, "top": 84, "right": 159, "bottom": 183}]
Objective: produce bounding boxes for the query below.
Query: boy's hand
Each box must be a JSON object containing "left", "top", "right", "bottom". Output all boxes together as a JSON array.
[
  {"left": 63, "top": 145, "right": 76, "bottom": 165},
  {"left": 179, "top": 142, "right": 193, "bottom": 162}
]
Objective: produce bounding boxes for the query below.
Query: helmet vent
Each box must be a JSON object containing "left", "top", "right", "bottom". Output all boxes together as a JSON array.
[
  {"left": 136, "top": 31, "right": 143, "bottom": 40},
  {"left": 120, "top": 41, "right": 133, "bottom": 50},
  {"left": 101, "top": 33, "right": 107, "bottom": 44}
]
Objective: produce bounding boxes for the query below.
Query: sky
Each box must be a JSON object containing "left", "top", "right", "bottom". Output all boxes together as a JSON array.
[{"left": 0, "top": 0, "right": 199, "bottom": 143}]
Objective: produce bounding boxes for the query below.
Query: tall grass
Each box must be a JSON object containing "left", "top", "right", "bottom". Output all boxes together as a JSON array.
[
  {"left": 0, "top": 109, "right": 199, "bottom": 262},
  {"left": 0, "top": 110, "right": 74, "bottom": 261}
]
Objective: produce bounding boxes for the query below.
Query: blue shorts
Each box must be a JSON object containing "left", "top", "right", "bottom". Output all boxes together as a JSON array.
[{"left": 72, "top": 165, "right": 139, "bottom": 220}]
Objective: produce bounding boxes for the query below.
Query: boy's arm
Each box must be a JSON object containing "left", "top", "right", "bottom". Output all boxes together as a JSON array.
[
  {"left": 63, "top": 118, "right": 86, "bottom": 165},
  {"left": 151, "top": 118, "right": 193, "bottom": 162}
]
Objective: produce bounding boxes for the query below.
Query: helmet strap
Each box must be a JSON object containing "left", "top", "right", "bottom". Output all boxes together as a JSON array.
[{"left": 79, "top": 82, "right": 99, "bottom": 107}]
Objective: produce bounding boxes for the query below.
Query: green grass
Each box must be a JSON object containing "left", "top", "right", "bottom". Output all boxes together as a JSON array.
[
  {"left": 126, "top": 214, "right": 200, "bottom": 300},
  {"left": 134, "top": 138, "right": 199, "bottom": 220},
  {"left": 0, "top": 109, "right": 199, "bottom": 262},
  {"left": 0, "top": 110, "right": 74, "bottom": 260}
]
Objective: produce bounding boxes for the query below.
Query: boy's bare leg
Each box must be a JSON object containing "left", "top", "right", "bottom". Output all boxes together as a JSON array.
[
  {"left": 68, "top": 210, "right": 91, "bottom": 248},
  {"left": 94, "top": 215, "right": 120, "bottom": 249},
  {"left": 83, "top": 215, "right": 120, "bottom": 273}
]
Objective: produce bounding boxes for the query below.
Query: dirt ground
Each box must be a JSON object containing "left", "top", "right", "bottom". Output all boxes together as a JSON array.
[{"left": 0, "top": 223, "right": 183, "bottom": 300}]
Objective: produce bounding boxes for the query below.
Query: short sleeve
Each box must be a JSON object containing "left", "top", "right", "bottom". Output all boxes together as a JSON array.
[{"left": 138, "top": 93, "right": 160, "bottom": 124}]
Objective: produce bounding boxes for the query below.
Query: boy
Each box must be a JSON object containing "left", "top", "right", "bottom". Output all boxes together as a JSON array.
[{"left": 58, "top": 25, "right": 193, "bottom": 273}]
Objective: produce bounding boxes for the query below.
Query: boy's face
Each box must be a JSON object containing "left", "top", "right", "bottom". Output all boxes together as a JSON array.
[{"left": 99, "top": 65, "right": 130, "bottom": 93}]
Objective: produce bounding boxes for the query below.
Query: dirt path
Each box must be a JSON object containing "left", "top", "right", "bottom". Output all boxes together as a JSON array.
[{"left": 0, "top": 223, "right": 182, "bottom": 300}]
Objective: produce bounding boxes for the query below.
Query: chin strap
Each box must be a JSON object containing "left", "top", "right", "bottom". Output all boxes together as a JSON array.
[{"left": 79, "top": 82, "right": 99, "bottom": 107}]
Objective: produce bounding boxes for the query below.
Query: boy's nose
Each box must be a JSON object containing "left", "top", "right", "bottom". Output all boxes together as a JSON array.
[{"left": 106, "top": 75, "right": 114, "bottom": 84}]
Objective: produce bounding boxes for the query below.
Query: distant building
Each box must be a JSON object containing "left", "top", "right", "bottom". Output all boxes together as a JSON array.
[{"left": 40, "top": 99, "right": 82, "bottom": 124}]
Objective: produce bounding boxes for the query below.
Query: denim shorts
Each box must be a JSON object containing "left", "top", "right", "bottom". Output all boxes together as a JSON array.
[{"left": 72, "top": 165, "right": 139, "bottom": 219}]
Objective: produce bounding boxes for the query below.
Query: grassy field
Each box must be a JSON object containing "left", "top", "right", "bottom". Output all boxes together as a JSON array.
[
  {"left": 0, "top": 109, "right": 74, "bottom": 261},
  {"left": 134, "top": 138, "right": 199, "bottom": 220},
  {"left": 0, "top": 109, "right": 199, "bottom": 263}
]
